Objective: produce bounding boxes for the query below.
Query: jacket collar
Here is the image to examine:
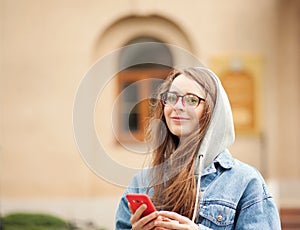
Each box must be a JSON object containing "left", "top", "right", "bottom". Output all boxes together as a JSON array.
[
  {"left": 201, "top": 149, "right": 235, "bottom": 176},
  {"left": 215, "top": 149, "right": 235, "bottom": 169}
]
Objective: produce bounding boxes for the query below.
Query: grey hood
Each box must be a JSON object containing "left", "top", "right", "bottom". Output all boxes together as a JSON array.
[
  {"left": 191, "top": 67, "right": 235, "bottom": 222},
  {"left": 195, "top": 67, "right": 235, "bottom": 172}
]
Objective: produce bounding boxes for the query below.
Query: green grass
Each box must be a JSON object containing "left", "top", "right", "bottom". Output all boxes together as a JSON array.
[
  {"left": 3, "top": 227, "right": 69, "bottom": 230},
  {"left": 2, "top": 212, "right": 108, "bottom": 230},
  {"left": 2, "top": 213, "right": 70, "bottom": 230}
]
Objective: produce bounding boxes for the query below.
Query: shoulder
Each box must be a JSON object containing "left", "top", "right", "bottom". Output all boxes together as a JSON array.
[
  {"left": 232, "top": 159, "right": 263, "bottom": 180},
  {"left": 210, "top": 154, "right": 272, "bottom": 204},
  {"left": 226, "top": 159, "right": 273, "bottom": 208},
  {"left": 216, "top": 151, "right": 266, "bottom": 186},
  {"left": 231, "top": 159, "right": 268, "bottom": 193}
]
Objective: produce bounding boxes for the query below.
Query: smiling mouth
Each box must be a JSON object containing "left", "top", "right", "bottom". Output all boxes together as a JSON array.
[{"left": 170, "top": 117, "right": 190, "bottom": 121}]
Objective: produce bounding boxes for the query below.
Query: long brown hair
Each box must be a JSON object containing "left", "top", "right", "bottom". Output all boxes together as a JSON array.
[{"left": 146, "top": 67, "right": 217, "bottom": 220}]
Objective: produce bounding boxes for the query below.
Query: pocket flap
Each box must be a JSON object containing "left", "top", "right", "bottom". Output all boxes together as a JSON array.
[{"left": 200, "top": 202, "right": 236, "bottom": 226}]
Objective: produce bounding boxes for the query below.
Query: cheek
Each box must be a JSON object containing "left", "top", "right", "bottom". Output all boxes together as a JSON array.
[
  {"left": 188, "top": 107, "right": 205, "bottom": 121},
  {"left": 196, "top": 107, "right": 205, "bottom": 120},
  {"left": 163, "top": 106, "right": 172, "bottom": 117},
  {"left": 163, "top": 106, "right": 173, "bottom": 130}
]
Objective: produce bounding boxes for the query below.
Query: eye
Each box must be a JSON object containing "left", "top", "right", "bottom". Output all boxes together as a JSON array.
[
  {"left": 166, "top": 93, "right": 177, "bottom": 104},
  {"left": 184, "top": 94, "right": 199, "bottom": 106}
]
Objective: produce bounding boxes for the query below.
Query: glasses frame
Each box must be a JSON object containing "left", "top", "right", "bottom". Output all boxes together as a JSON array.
[{"left": 160, "top": 91, "right": 205, "bottom": 108}]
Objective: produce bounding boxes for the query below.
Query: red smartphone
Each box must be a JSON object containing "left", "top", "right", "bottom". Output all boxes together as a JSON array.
[{"left": 126, "top": 193, "right": 157, "bottom": 217}]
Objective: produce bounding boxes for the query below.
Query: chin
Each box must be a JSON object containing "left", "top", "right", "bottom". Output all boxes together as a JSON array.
[{"left": 170, "top": 127, "right": 191, "bottom": 138}]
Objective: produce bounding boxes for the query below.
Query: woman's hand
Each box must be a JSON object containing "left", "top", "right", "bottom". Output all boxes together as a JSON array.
[
  {"left": 128, "top": 202, "right": 160, "bottom": 230},
  {"left": 153, "top": 211, "right": 198, "bottom": 230}
]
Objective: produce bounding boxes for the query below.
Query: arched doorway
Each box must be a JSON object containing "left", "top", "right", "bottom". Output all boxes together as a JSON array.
[{"left": 93, "top": 15, "right": 195, "bottom": 145}]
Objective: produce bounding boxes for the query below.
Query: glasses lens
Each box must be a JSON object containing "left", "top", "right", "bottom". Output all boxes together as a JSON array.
[
  {"left": 184, "top": 94, "right": 199, "bottom": 107},
  {"left": 165, "top": 92, "right": 177, "bottom": 105}
]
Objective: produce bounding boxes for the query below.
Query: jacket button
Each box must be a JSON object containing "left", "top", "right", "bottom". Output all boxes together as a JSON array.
[{"left": 216, "top": 215, "right": 223, "bottom": 222}]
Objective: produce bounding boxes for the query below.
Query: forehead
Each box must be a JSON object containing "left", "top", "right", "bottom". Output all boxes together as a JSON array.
[{"left": 169, "top": 74, "right": 205, "bottom": 96}]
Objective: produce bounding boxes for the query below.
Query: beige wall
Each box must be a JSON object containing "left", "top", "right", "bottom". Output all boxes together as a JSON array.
[
  {"left": 276, "top": 0, "right": 300, "bottom": 178},
  {"left": 1, "top": 0, "right": 300, "bottom": 228}
]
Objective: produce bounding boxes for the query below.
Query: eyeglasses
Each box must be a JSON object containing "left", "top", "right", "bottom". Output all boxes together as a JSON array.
[{"left": 160, "top": 91, "right": 205, "bottom": 108}]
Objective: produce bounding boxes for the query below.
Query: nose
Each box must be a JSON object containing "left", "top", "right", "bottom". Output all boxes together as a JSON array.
[{"left": 173, "top": 97, "right": 184, "bottom": 110}]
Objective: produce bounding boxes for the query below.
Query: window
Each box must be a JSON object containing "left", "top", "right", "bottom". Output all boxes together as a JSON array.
[{"left": 117, "top": 37, "right": 173, "bottom": 143}]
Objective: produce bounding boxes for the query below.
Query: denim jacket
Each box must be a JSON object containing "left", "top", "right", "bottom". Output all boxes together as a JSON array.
[{"left": 115, "top": 150, "right": 281, "bottom": 229}]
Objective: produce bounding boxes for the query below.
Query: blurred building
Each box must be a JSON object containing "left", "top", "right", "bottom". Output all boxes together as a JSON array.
[{"left": 1, "top": 0, "right": 299, "bottom": 229}]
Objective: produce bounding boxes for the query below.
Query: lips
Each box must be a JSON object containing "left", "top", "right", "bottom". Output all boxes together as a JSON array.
[{"left": 170, "top": 116, "right": 190, "bottom": 121}]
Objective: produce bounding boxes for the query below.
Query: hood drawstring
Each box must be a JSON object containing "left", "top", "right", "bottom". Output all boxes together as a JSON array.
[{"left": 192, "top": 154, "right": 203, "bottom": 223}]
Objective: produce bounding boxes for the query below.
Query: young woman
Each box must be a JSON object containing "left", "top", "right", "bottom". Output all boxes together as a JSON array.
[{"left": 115, "top": 67, "right": 281, "bottom": 229}]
